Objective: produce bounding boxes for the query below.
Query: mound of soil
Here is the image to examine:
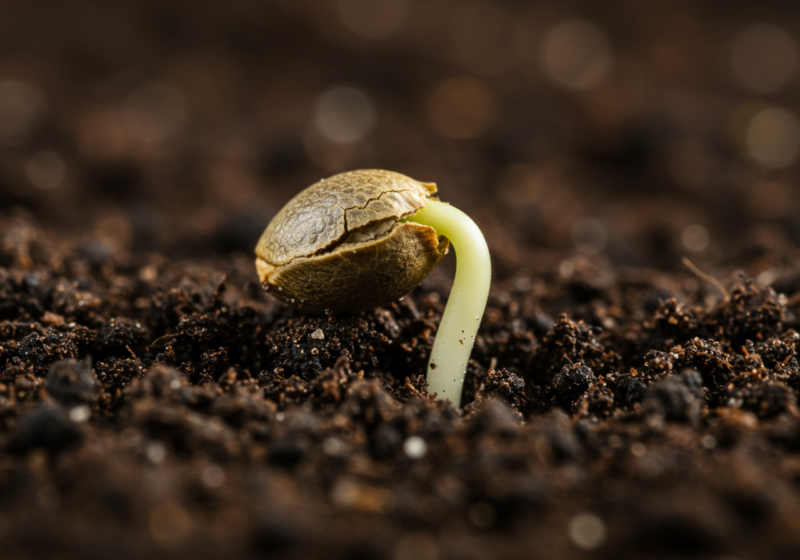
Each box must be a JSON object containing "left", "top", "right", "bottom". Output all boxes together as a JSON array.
[{"left": 2, "top": 208, "right": 800, "bottom": 560}]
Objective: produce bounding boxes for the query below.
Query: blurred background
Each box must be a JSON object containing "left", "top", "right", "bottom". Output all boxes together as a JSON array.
[{"left": 1, "top": 0, "right": 799, "bottom": 282}]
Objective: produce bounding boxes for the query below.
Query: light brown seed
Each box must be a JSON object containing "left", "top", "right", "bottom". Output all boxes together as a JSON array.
[{"left": 255, "top": 169, "right": 449, "bottom": 314}]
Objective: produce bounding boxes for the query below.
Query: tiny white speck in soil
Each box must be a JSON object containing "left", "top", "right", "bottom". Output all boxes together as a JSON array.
[
  {"left": 69, "top": 405, "right": 90, "bottom": 423},
  {"left": 403, "top": 436, "right": 427, "bottom": 459}
]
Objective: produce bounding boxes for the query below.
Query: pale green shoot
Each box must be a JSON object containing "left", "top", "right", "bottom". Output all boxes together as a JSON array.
[{"left": 404, "top": 199, "right": 491, "bottom": 407}]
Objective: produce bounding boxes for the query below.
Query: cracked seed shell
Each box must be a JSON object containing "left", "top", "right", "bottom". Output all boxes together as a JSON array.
[{"left": 255, "top": 169, "right": 449, "bottom": 314}]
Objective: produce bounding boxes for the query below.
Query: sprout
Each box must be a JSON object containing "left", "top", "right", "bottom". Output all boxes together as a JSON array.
[
  {"left": 403, "top": 200, "right": 491, "bottom": 406},
  {"left": 255, "top": 169, "right": 491, "bottom": 406}
]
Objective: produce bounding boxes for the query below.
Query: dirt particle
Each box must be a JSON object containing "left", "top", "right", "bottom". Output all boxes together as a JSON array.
[
  {"left": 12, "top": 404, "right": 82, "bottom": 455},
  {"left": 310, "top": 328, "right": 325, "bottom": 340},
  {"left": 46, "top": 359, "right": 98, "bottom": 408}
]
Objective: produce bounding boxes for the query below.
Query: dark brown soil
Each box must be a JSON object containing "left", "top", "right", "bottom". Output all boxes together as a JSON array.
[{"left": 3, "top": 1, "right": 800, "bottom": 559}]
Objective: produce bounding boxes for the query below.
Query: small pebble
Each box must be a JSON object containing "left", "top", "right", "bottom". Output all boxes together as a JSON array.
[{"left": 311, "top": 328, "right": 325, "bottom": 340}]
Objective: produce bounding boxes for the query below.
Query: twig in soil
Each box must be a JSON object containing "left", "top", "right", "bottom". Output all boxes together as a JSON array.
[
  {"left": 682, "top": 257, "right": 729, "bottom": 300},
  {"left": 149, "top": 333, "right": 177, "bottom": 348}
]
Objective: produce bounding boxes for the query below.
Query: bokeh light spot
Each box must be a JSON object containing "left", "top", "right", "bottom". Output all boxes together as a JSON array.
[
  {"left": 0, "top": 79, "right": 47, "bottom": 146},
  {"left": 403, "top": 436, "right": 427, "bottom": 459},
  {"left": 541, "top": 20, "right": 612, "bottom": 90},
  {"left": 201, "top": 464, "right": 226, "bottom": 488},
  {"left": 121, "top": 82, "right": 186, "bottom": 144},
  {"left": 571, "top": 217, "right": 607, "bottom": 254},
  {"left": 568, "top": 512, "right": 607, "bottom": 550},
  {"left": 314, "top": 86, "right": 375, "bottom": 145},
  {"left": 425, "top": 76, "right": 497, "bottom": 139},
  {"left": 745, "top": 107, "right": 800, "bottom": 168},
  {"left": 337, "top": 0, "right": 410, "bottom": 39},
  {"left": 27, "top": 151, "right": 65, "bottom": 190},
  {"left": 731, "top": 24, "right": 797, "bottom": 94},
  {"left": 681, "top": 224, "right": 709, "bottom": 252}
]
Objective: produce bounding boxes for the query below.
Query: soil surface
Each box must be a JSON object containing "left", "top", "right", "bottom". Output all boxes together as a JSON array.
[{"left": 2, "top": 2, "right": 800, "bottom": 559}]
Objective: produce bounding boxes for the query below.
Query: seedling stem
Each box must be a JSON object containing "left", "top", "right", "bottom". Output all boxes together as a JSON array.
[{"left": 404, "top": 199, "right": 491, "bottom": 406}]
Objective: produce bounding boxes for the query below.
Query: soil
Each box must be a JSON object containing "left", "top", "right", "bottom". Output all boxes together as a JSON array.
[{"left": 3, "top": 2, "right": 800, "bottom": 559}]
